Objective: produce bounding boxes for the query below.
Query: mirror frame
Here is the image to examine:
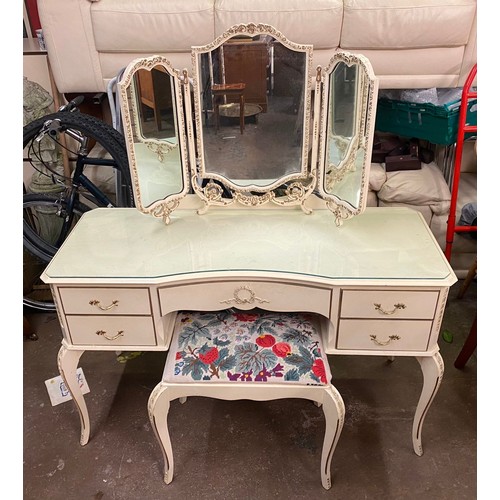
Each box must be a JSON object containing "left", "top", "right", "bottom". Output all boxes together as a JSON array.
[
  {"left": 118, "top": 55, "right": 191, "bottom": 223},
  {"left": 316, "top": 51, "right": 378, "bottom": 225},
  {"left": 190, "top": 23, "right": 315, "bottom": 213}
]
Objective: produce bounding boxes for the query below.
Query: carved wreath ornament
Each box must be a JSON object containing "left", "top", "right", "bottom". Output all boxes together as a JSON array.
[{"left": 220, "top": 286, "right": 270, "bottom": 305}]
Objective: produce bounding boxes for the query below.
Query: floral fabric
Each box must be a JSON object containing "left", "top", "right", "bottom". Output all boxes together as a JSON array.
[{"left": 165, "top": 310, "right": 331, "bottom": 385}]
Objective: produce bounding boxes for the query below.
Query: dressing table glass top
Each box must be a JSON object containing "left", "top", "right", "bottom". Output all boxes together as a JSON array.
[{"left": 43, "top": 205, "right": 454, "bottom": 283}]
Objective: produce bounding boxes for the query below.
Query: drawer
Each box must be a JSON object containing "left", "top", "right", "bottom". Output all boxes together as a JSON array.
[
  {"left": 59, "top": 287, "right": 151, "bottom": 315},
  {"left": 340, "top": 290, "right": 438, "bottom": 320},
  {"left": 159, "top": 281, "right": 331, "bottom": 317},
  {"left": 337, "top": 319, "right": 432, "bottom": 351},
  {"left": 66, "top": 316, "right": 157, "bottom": 346}
]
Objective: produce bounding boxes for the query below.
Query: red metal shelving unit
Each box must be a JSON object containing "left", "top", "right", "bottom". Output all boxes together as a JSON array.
[{"left": 444, "top": 64, "right": 477, "bottom": 262}]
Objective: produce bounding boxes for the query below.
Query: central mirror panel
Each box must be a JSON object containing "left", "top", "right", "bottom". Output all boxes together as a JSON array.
[{"left": 191, "top": 24, "right": 315, "bottom": 210}]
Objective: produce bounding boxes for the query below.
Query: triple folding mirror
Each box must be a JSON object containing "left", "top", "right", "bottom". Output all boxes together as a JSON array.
[{"left": 118, "top": 23, "right": 378, "bottom": 225}]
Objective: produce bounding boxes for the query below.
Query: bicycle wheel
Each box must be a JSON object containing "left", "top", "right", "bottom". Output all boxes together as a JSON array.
[
  {"left": 23, "top": 194, "right": 92, "bottom": 311},
  {"left": 23, "top": 110, "right": 134, "bottom": 208}
]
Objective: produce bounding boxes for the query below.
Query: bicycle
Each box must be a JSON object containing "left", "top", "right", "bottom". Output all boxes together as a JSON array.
[{"left": 23, "top": 96, "right": 135, "bottom": 311}]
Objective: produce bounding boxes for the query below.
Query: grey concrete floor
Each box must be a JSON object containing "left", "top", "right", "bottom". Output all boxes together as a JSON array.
[{"left": 23, "top": 280, "right": 476, "bottom": 499}]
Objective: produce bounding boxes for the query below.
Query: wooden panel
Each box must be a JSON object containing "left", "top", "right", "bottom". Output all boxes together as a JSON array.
[
  {"left": 340, "top": 290, "right": 438, "bottom": 319},
  {"left": 59, "top": 287, "right": 151, "bottom": 315},
  {"left": 223, "top": 41, "right": 268, "bottom": 111},
  {"left": 66, "top": 315, "right": 156, "bottom": 346},
  {"left": 337, "top": 319, "right": 432, "bottom": 351},
  {"left": 159, "top": 281, "right": 331, "bottom": 317}
]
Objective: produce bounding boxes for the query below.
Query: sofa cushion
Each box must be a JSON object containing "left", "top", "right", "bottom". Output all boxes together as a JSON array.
[
  {"left": 341, "top": 0, "right": 477, "bottom": 50},
  {"left": 377, "top": 162, "right": 451, "bottom": 215},
  {"left": 214, "top": 0, "right": 343, "bottom": 48},
  {"left": 369, "top": 163, "right": 387, "bottom": 192},
  {"left": 91, "top": 0, "right": 215, "bottom": 52},
  {"left": 165, "top": 310, "right": 331, "bottom": 385}
]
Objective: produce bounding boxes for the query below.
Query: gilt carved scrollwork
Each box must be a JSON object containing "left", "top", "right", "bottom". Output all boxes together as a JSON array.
[{"left": 220, "top": 286, "right": 270, "bottom": 306}]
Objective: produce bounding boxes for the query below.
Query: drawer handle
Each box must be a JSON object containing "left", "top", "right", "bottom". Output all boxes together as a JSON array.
[
  {"left": 95, "top": 330, "right": 124, "bottom": 341},
  {"left": 369, "top": 334, "right": 401, "bottom": 346},
  {"left": 373, "top": 303, "right": 406, "bottom": 315},
  {"left": 220, "top": 286, "right": 270, "bottom": 305},
  {"left": 89, "top": 299, "right": 119, "bottom": 311}
]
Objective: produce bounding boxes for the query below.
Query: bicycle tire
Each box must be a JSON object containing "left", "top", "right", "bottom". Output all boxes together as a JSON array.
[
  {"left": 23, "top": 110, "right": 134, "bottom": 208},
  {"left": 23, "top": 194, "right": 92, "bottom": 311}
]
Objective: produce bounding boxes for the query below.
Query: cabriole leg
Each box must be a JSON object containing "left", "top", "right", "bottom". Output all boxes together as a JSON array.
[
  {"left": 148, "top": 383, "right": 174, "bottom": 484},
  {"left": 57, "top": 345, "right": 89, "bottom": 445},
  {"left": 413, "top": 353, "right": 444, "bottom": 456},
  {"left": 320, "top": 385, "right": 345, "bottom": 489}
]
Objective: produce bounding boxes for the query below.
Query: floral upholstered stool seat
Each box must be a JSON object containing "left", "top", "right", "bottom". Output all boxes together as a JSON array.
[{"left": 148, "top": 310, "right": 345, "bottom": 490}]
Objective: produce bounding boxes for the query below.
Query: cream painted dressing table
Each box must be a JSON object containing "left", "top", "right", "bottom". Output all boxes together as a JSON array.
[
  {"left": 42, "top": 201, "right": 456, "bottom": 455},
  {"left": 42, "top": 24, "right": 456, "bottom": 466}
]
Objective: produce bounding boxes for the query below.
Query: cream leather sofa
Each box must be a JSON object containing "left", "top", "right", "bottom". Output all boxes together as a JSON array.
[
  {"left": 36, "top": 0, "right": 477, "bottom": 276},
  {"left": 38, "top": 0, "right": 477, "bottom": 93}
]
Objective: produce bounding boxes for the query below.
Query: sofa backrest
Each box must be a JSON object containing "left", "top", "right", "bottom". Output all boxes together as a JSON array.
[{"left": 37, "top": 0, "right": 477, "bottom": 93}]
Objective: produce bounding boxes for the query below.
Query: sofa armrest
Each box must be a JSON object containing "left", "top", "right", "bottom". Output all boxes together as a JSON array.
[{"left": 38, "top": 0, "right": 105, "bottom": 92}]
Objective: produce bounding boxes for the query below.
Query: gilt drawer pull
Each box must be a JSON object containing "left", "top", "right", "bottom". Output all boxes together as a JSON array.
[
  {"left": 369, "top": 334, "right": 401, "bottom": 346},
  {"left": 89, "top": 299, "right": 119, "bottom": 311},
  {"left": 373, "top": 303, "right": 406, "bottom": 315},
  {"left": 95, "top": 330, "right": 124, "bottom": 341}
]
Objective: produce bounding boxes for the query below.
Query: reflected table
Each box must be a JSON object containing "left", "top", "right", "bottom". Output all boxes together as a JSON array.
[{"left": 212, "top": 83, "right": 246, "bottom": 134}]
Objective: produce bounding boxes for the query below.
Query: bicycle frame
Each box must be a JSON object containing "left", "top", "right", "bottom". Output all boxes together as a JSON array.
[{"left": 53, "top": 136, "right": 123, "bottom": 246}]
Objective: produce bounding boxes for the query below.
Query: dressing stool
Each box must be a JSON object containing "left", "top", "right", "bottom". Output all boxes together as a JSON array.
[{"left": 148, "top": 310, "right": 345, "bottom": 490}]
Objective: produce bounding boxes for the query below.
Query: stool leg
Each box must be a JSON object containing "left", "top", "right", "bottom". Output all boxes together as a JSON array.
[
  {"left": 148, "top": 383, "right": 174, "bottom": 484},
  {"left": 320, "top": 386, "right": 345, "bottom": 490}
]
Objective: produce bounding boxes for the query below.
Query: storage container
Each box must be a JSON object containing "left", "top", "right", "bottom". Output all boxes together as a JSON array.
[{"left": 375, "top": 96, "right": 477, "bottom": 145}]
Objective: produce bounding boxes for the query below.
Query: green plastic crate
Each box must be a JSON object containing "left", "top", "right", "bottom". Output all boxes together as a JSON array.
[{"left": 375, "top": 96, "right": 477, "bottom": 145}]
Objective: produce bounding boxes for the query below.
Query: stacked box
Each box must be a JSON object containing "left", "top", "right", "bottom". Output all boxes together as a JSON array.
[{"left": 375, "top": 96, "right": 477, "bottom": 145}]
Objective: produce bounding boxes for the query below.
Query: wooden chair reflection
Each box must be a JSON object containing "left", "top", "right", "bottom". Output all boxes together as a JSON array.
[
  {"left": 136, "top": 68, "right": 173, "bottom": 132},
  {"left": 211, "top": 83, "right": 246, "bottom": 134}
]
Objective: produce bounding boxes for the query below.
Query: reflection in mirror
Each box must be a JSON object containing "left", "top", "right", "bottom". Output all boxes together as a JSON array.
[
  {"left": 317, "top": 52, "right": 378, "bottom": 225},
  {"left": 119, "top": 56, "right": 190, "bottom": 223},
  {"left": 191, "top": 24, "right": 315, "bottom": 211}
]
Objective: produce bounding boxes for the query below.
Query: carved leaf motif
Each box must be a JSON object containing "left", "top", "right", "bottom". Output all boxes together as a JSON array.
[{"left": 235, "top": 342, "right": 278, "bottom": 373}]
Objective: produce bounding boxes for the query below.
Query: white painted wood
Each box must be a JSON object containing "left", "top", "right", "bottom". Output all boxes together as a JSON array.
[
  {"left": 158, "top": 281, "right": 331, "bottom": 316},
  {"left": 41, "top": 206, "right": 458, "bottom": 462},
  {"left": 66, "top": 316, "right": 157, "bottom": 347},
  {"left": 340, "top": 290, "right": 439, "bottom": 319},
  {"left": 41, "top": 207, "right": 457, "bottom": 288},
  {"left": 57, "top": 346, "right": 90, "bottom": 446},
  {"left": 336, "top": 319, "right": 432, "bottom": 351},
  {"left": 148, "top": 381, "right": 345, "bottom": 490},
  {"left": 59, "top": 287, "right": 151, "bottom": 315},
  {"left": 413, "top": 353, "right": 444, "bottom": 456}
]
